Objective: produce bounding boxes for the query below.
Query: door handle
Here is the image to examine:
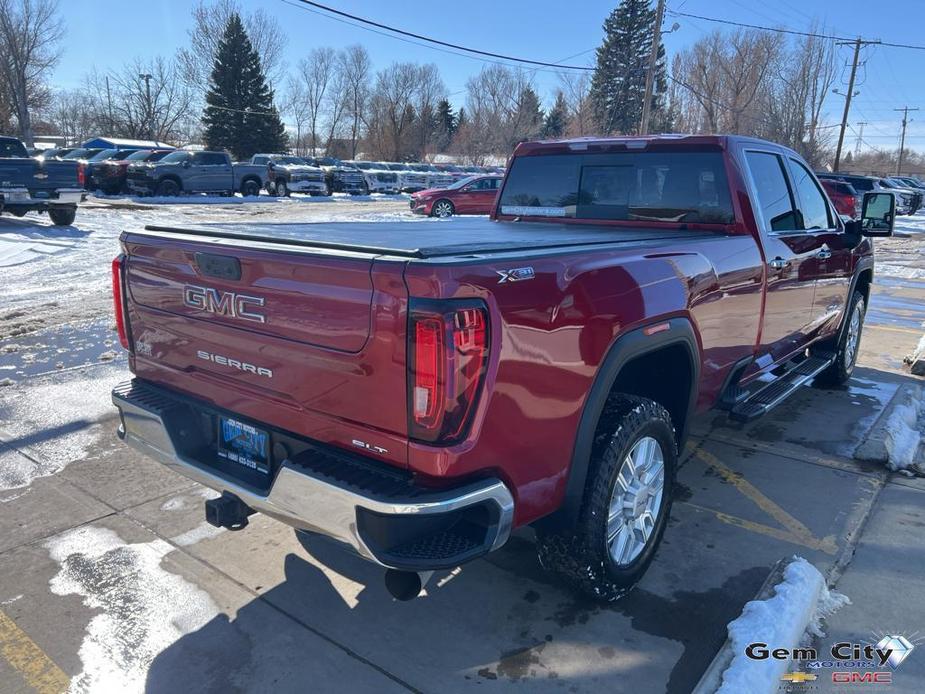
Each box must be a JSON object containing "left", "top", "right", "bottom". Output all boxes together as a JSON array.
[{"left": 769, "top": 257, "right": 791, "bottom": 270}]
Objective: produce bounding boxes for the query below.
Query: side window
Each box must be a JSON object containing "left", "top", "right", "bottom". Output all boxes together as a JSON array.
[
  {"left": 744, "top": 151, "right": 798, "bottom": 232},
  {"left": 789, "top": 159, "right": 832, "bottom": 229},
  {"left": 195, "top": 152, "right": 226, "bottom": 166}
]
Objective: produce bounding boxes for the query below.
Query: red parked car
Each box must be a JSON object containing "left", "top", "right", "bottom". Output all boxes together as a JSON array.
[
  {"left": 111, "top": 135, "right": 895, "bottom": 602},
  {"left": 410, "top": 175, "right": 503, "bottom": 217},
  {"left": 820, "top": 178, "right": 860, "bottom": 219}
]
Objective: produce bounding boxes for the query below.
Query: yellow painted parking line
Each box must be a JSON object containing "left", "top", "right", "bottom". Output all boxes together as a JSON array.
[
  {"left": 865, "top": 324, "right": 922, "bottom": 335},
  {"left": 694, "top": 449, "right": 838, "bottom": 555},
  {"left": 0, "top": 609, "right": 69, "bottom": 694}
]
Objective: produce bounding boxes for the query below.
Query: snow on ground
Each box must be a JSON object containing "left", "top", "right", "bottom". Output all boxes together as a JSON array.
[
  {"left": 881, "top": 386, "right": 924, "bottom": 472},
  {"left": 717, "top": 557, "right": 849, "bottom": 694},
  {"left": 46, "top": 525, "right": 219, "bottom": 694},
  {"left": 0, "top": 364, "right": 124, "bottom": 490}
]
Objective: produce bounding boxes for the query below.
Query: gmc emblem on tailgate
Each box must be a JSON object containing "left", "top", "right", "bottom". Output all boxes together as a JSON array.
[{"left": 183, "top": 285, "right": 266, "bottom": 323}]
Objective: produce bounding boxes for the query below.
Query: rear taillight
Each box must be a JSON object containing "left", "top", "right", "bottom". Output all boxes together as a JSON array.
[
  {"left": 111, "top": 255, "right": 130, "bottom": 349},
  {"left": 408, "top": 301, "right": 489, "bottom": 443},
  {"left": 77, "top": 163, "right": 85, "bottom": 187}
]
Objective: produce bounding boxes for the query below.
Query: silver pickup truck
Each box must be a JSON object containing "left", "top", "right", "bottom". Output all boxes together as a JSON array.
[
  {"left": 126, "top": 150, "right": 266, "bottom": 197},
  {"left": 0, "top": 136, "right": 83, "bottom": 225}
]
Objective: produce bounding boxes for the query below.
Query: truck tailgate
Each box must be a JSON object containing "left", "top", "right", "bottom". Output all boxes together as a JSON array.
[{"left": 122, "top": 230, "right": 410, "bottom": 466}]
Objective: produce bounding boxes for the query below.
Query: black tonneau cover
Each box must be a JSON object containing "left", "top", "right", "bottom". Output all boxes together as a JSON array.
[{"left": 142, "top": 217, "right": 721, "bottom": 259}]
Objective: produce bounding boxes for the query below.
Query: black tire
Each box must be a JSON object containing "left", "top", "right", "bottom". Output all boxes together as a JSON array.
[
  {"left": 48, "top": 207, "right": 76, "bottom": 226},
  {"left": 815, "top": 290, "right": 865, "bottom": 386},
  {"left": 275, "top": 180, "right": 289, "bottom": 197},
  {"left": 431, "top": 199, "right": 455, "bottom": 217},
  {"left": 155, "top": 178, "right": 180, "bottom": 196},
  {"left": 241, "top": 179, "right": 260, "bottom": 197},
  {"left": 536, "top": 395, "right": 676, "bottom": 602}
]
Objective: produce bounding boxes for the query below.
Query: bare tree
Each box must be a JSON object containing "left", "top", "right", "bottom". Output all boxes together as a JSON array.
[
  {"left": 177, "top": 0, "right": 287, "bottom": 92},
  {"left": 461, "top": 64, "right": 538, "bottom": 160},
  {"left": 364, "top": 62, "right": 420, "bottom": 161},
  {"left": 0, "top": 0, "right": 63, "bottom": 145},
  {"left": 85, "top": 57, "right": 195, "bottom": 143},
  {"left": 296, "top": 47, "right": 335, "bottom": 154},
  {"left": 282, "top": 75, "right": 309, "bottom": 155},
  {"left": 339, "top": 45, "right": 370, "bottom": 159},
  {"left": 559, "top": 71, "right": 593, "bottom": 137},
  {"left": 413, "top": 63, "right": 446, "bottom": 159},
  {"left": 49, "top": 89, "right": 98, "bottom": 145}
]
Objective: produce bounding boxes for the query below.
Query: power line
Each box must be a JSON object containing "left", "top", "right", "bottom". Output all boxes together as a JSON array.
[
  {"left": 666, "top": 9, "right": 925, "bottom": 50},
  {"left": 290, "top": 0, "right": 594, "bottom": 70}
]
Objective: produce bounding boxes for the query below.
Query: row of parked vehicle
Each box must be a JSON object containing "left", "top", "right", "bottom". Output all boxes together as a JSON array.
[
  {"left": 36, "top": 145, "right": 504, "bottom": 199},
  {"left": 817, "top": 171, "right": 924, "bottom": 218}
]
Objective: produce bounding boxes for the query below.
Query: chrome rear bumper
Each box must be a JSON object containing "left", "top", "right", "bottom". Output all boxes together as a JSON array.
[{"left": 112, "top": 380, "right": 514, "bottom": 570}]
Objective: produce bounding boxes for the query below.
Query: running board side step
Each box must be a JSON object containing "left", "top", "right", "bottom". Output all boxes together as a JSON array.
[{"left": 729, "top": 354, "right": 834, "bottom": 422}]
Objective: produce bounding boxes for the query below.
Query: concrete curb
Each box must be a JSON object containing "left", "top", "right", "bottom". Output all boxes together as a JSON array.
[{"left": 692, "top": 558, "right": 791, "bottom": 694}]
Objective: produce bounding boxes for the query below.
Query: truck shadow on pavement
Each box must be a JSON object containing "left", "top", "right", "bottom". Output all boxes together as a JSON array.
[
  {"left": 0, "top": 217, "right": 88, "bottom": 237},
  {"left": 144, "top": 530, "right": 768, "bottom": 694}
]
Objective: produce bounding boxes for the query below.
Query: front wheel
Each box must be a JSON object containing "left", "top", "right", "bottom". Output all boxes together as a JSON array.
[
  {"left": 536, "top": 395, "right": 676, "bottom": 601},
  {"left": 48, "top": 207, "right": 77, "bottom": 226},
  {"left": 155, "top": 179, "right": 180, "bottom": 197},
  {"left": 432, "top": 199, "right": 455, "bottom": 217},
  {"left": 275, "top": 180, "right": 289, "bottom": 197},
  {"left": 815, "top": 290, "right": 865, "bottom": 386}
]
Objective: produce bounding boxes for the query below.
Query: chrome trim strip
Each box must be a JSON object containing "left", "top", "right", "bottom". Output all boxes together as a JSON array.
[{"left": 113, "top": 388, "right": 515, "bottom": 565}]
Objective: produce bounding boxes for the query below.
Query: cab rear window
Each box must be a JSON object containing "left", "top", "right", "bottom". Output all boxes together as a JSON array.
[{"left": 498, "top": 151, "right": 735, "bottom": 224}]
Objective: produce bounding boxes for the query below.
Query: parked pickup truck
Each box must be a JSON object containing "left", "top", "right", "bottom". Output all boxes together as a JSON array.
[
  {"left": 126, "top": 150, "right": 266, "bottom": 197},
  {"left": 0, "top": 135, "right": 83, "bottom": 225},
  {"left": 111, "top": 135, "right": 894, "bottom": 602},
  {"left": 261, "top": 155, "right": 329, "bottom": 197}
]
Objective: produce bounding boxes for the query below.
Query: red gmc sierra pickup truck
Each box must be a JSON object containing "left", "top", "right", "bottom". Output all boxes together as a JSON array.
[{"left": 111, "top": 135, "right": 895, "bottom": 601}]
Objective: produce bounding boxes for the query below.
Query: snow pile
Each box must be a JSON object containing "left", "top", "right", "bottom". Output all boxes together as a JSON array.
[
  {"left": 882, "top": 386, "right": 923, "bottom": 472},
  {"left": 904, "top": 334, "right": 925, "bottom": 376},
  {"left": 718, "top": 557, "right": 849, "bottom": 694},
  {"left": 46, "top": 525, "right": 219, "bottom": 693}
]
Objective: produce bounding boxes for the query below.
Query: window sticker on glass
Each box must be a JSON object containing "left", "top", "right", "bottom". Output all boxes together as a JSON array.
[{"left": 499, "top": 205, "right": 567, "bottom": 217}]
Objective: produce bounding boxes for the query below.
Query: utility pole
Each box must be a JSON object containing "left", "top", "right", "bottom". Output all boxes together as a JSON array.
[
  {"left": 639, "top": 0, "right": 666, "bottom": 136},
  {"left": 854, "top": 121, "right": 867, "bottom": 157},
  {"left": 833, "top": 38, "right": 879, "bottom": 172},
  {"left": 105, "top": 76, "right": 114, "bottom": 135},
  {"left": 894, "top": 106, "right": 919, "bottom": 175},
  {"left": 139, "top": 73, "right": 153, "bottom": 140}
]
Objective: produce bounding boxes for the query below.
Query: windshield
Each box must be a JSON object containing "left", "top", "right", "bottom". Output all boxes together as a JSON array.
[
  {"left": 126, "top": 150, "right": 153, "bottom": 161},
  {"left": 62, "top": 148, "right": 94, "bottom": 159},
  {"left": 273, "top": 156, "right": 307, "bottom": 165},
  {"left": 160, "top": 151, "right": 189, "bottom": 163},
  {"left": 353, "top": 162, "right": 373, "bottom": 169},
  {"left": 88, "top": 149, "right": 118, "bottom": 162},
  {"left": 447, "top": 176, "right": 480, "bottom": 189},
  {"left": 498, "top": 151, "right": 736, "bottom": 224}
]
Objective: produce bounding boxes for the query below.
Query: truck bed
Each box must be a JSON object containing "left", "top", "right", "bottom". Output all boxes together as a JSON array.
[{"left": 142, "top": 218, "right": 720, "bottom": 259}]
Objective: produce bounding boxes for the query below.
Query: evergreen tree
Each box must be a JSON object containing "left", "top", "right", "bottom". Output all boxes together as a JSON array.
[
  {"left": 436, "top": 99, "right": 457, "bottom": 136},
  {"left": 456, "top": 107, "right": 467, "bottom": 129},
  {"left": 202, "top": 13, "right": 287, "bottom": 159},
  {"left": 513, "top": 86, "right": 544, "bottom": 144},
  {"left": 543, "top": 91, "right": 569, "bottom": 138},
  {"left": 589, "top": 0, "right": 668, "bottom": 135}
]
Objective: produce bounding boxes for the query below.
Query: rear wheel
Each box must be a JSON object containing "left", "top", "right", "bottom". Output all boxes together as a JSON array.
[
  {"left": 432, "top": 199, "right": 455, "bottom": 217},
  {"left": 155, "top": 178, "right": 180, "bottom": 197},
  {"left": 241, "top": 178, "right": 260, "bottom": 197},
  {"left": 48, "top": 207, "right": 76, "bottom": 226},
  {"left": 275, "top": 180, "right": 289, "bottom": 197},
  {"left": 816, "top": 290, "right": 865, "bottom": 386},
  {"left": 536, "top": 395, "right": 676, "bottom": 601}
]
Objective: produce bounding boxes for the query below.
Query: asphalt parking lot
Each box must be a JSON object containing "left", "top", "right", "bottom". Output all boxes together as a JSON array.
[{"left": 1, "top": 200, "right": 923, "bottom": 693}]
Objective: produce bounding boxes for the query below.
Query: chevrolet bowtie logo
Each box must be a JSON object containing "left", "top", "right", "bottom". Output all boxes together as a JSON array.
[
  {"left": 781, "top": 672, "right": 817, "bottom": 683},
  {"left": 33, "top": 172, "right": 48, "bottom": 179}
]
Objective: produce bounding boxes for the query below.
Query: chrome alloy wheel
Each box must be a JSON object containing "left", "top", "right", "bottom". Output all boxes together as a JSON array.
[
  {"left": 433, "top": 200, "right": 453, "bottom": 217},
  {"left": 607, "top": 436, "right": 665, "bottom": 567},
  {"left": 844, "top": 300, "right": 863, "bottom": 369}
]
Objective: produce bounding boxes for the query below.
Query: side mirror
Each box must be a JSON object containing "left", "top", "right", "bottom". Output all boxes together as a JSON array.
[
  {"left": 859, "top": 192, "right": 895, "bottom": 237},
  {"left": 182, "top": 159, "right": 191, "bottom": 168}
]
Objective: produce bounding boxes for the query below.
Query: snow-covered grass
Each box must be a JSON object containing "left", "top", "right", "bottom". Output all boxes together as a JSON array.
[{"left": 717, "top": 557, "right": 849, "bottom": 694}]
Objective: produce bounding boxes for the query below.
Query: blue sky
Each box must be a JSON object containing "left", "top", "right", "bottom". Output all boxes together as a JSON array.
[{"left": 55, "top": 0, "right": 925, "bottom": 151}]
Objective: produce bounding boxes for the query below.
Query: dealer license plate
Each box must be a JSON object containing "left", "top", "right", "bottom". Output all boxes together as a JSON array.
[{"left": 217, "top": 417, "right": 270, "bottom": 474}]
